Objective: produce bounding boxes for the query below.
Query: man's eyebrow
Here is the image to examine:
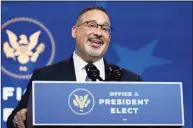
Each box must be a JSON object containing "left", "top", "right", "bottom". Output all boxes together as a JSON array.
[
  {"left": 89, "top": 20, "right": 97, "bottom": 22},
  {"left": 87, "top": 20, "right": 110, "bottom": 26},
  {"left": 103, "top": 21, "right": 110, "bottom": 26}
]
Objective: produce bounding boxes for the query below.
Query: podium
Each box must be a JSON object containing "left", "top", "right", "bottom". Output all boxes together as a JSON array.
[{"left": 27, "top": 81, "right": 184, "bottom": 128}]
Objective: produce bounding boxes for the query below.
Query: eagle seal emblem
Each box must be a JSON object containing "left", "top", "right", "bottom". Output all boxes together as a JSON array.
[
  {"left": 3, "top": 30, "right": 45, "bottom": 71},
  {"left": 73, "top": 94, "right": 91, "bottom": 112},
  {"left": 68, "top": 88, "right": 95, "bottom": 115},
  {"left": 1, "top": 17, "right": 56, "bottom": 79}
]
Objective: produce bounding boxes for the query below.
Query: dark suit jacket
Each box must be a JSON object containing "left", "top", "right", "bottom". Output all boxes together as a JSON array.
[{"left": 7, "top": 57, "right": 179, "bottom": 128}]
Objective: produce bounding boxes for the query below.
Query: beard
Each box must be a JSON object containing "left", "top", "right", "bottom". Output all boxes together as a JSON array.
[{"left": 84, "top": 42, "right": 108, "bottom": 57}]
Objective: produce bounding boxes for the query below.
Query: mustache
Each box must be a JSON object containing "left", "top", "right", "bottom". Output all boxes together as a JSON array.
[{"left": 88, "top": 37, "right": 104, "bottom": 44}]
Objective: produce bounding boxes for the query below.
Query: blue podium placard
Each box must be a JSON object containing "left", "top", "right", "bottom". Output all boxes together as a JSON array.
[{"left": 32, "top": 81, "right": 184, "bottom": 126}]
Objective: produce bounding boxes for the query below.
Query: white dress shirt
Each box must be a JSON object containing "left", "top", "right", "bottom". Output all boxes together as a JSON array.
[{"left": 73, "top": 51, "right": 105, "bottom": 82}]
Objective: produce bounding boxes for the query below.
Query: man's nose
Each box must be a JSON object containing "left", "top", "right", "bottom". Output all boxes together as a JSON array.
[{"left": 93, "top": 27, "right": 103, "bottom": 36}]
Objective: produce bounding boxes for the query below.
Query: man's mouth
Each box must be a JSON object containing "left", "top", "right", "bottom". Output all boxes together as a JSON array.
[{"left": 88, "top": 38, "right": 103, "bottom": 48}]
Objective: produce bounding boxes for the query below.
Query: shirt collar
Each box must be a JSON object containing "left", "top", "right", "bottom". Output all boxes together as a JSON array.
[{"left": 73, "top": 51, "right": 104, "bottom": 72}]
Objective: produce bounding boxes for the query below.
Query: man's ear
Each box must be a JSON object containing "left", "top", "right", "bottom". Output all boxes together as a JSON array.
[{"left": 72, "top": 26, "right": 78, "bottom": 38}]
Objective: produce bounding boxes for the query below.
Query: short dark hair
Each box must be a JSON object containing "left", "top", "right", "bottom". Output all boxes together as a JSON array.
[{"left": 76, "top": 6, "right": 108, "bottom": 25}]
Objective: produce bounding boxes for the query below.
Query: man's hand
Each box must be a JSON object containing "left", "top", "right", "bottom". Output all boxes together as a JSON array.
[{"left": 13, "top": 109, "right": 27, "bottom": 128}]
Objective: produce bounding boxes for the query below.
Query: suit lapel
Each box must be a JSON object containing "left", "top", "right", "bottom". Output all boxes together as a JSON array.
[
  {"left": 60, "top": 56, "right": 76, "bottom": 81},
  {"left": 60, "top": 56, "right": 111, "bottom": 81}
]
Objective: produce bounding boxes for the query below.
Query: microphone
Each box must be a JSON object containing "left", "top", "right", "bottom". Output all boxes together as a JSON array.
[
  {"left": 85, "top": 63, "right": 104, "bottom": 81},
  {"left": 105, "top": 65, "right": 123, "bottom": 81}
]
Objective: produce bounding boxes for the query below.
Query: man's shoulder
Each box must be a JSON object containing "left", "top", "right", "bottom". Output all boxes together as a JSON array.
[
  {"left": 31, "top": 58, "right": 72, "bottom": 79},
  {"left": 36, "top": 58, "right": 71, "bottom": 72},
  {"left": 121, "top": 67, "right": 142, "bottom": 81}
]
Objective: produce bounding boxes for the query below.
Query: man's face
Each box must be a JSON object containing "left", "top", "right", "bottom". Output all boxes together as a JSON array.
[{"left": 72, "top": 10, "right": 111, "bottom": 61}]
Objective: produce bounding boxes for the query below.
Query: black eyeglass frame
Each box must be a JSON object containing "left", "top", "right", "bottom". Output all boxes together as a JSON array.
[{"left": 77, "top": 20, "right": 113, "bottom": 34}]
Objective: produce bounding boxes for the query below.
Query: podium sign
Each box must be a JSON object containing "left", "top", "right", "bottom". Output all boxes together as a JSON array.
[{"left": 32, "top": 81, "right": 184, "bottom": 126}]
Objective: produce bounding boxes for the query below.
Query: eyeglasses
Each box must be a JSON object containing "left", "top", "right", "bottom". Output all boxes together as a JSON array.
[{"left": 77, "top": 21, "right": 113, "bottom": 35}]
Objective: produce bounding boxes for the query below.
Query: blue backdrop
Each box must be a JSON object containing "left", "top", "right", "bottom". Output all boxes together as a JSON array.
[{"left": 1, "top": 1, "right": 192, "bottom": 128}]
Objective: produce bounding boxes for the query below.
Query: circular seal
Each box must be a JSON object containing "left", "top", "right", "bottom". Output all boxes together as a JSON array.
[
  {"left": 1, "top": 17, "right": 56, "bottom": 79},
  {"left": 68, "top": 88, "right": 95, "bottom": 115}
]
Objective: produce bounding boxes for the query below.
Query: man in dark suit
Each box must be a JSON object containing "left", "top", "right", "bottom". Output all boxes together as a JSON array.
[{"left": 7, "top": 6, "right": 142, "bottom": 128}]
